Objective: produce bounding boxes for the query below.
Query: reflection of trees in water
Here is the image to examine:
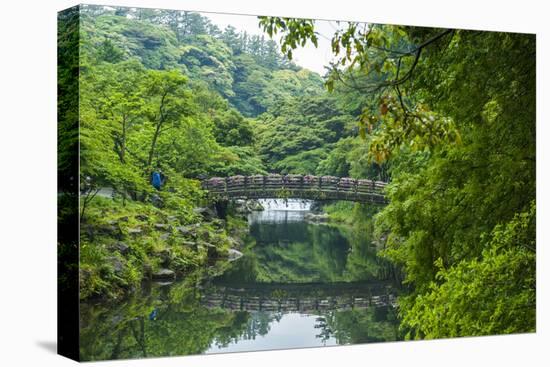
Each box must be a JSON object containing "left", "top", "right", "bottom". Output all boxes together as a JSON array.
[
  {"left": 334, "top": 204, "right": 401, "bottom": 283},
  {"left": 80, "top": 278, "right": 402, "bottom": 361},
  {"left": 244, "top": 221, "right": 353, "bottom": 283},
  {"left": 210, "top": 311, "right": 252, "bottom": 347},
  {"left": 217, "top": 214, "right": 398, "bottom": 285},
  {"left": 224, "top": 312, "right": 278, "bottom": 342},
  {"left": 80, "top": 208, "right": 403, "bottom": 361},
  {"left": 328, "top": 306, "right": 401, "bottom": 344},
  {"left": 235, "top": 307, "right": 401, "bottom": 346},
  {"left": 314, "top": 315, "right": 333, "bottom": 343},
  {"left": 79, "top": 274, "right": 252, "bottom": 361},
  {"left": 311, "top": 306, "right": 401, "bottom": 345}
]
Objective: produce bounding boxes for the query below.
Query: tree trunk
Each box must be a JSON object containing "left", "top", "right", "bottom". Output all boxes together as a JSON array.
[
  {"left": 147, "top": 121, "right": 162, "bottom": 169},
  {"left": 120, "top": 115, "right": 126, "bottom": 163}
]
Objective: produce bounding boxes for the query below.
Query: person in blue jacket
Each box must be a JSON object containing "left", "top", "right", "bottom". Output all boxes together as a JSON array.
[{"left": 151, "top": 170, "right": 162, "bottom": 190}]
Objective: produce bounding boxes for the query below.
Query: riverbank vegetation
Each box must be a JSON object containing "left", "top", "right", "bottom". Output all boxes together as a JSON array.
[
  {"left": 64, "top": 5, "right": 535, "bottom": 340},
  {"left": 260, "top": 17, "right": 536, "bottom": 338}
]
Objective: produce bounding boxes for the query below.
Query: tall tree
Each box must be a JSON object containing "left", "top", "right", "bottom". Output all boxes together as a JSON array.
[{"left": 142, "top": 69, "right": 195, "bottom": 169}]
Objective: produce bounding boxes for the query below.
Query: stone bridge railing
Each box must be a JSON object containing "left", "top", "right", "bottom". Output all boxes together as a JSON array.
[{"left": 202, "top": 174, "right": 387, "bottom": 203}]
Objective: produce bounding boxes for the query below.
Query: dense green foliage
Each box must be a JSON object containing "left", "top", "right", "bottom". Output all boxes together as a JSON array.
[
  {"left": 254, "top": 94, "right": 388, "bottom": 178},
  {"left": 400, "top": 203, "right": 535, "bottom": 338},
  {"left": 81, "top": 6, "right": 323, "bottom": 116},
  {"left": 261, "top": 17, "right": 536, "bottom": 337}
]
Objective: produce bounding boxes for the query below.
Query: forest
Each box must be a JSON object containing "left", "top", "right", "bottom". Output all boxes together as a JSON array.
[{"left": 58, "top": 4, "right": 535, "bottom": 348}]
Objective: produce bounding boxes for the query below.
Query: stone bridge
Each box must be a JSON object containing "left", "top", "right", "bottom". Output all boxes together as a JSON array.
[
  {"left": 202, "top": 175, "right": 387, "bottom": 203},
  {"left": 200, "top": 282, "right": 397, "bottom": 312}
]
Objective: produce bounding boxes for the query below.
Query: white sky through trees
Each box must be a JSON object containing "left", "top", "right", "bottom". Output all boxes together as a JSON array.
[{"left": 204, "top": 11, "right": 349, "bottom": 76}]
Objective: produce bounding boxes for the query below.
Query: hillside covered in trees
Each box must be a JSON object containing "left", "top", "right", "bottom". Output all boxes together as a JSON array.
[
  {"left": 60, "top": 4, "right": 535, "bottom": 347},
  {"left": 65, "top": 5, "right": 351, "bottom": 300}
]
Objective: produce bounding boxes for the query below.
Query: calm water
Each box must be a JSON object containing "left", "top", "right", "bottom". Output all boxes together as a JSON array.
[{"left": 80, "top": 200, "right": 401, "bottom": 361}]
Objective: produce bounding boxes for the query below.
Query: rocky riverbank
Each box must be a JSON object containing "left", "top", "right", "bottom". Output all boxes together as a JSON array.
[{"left": 79, "top": 196, "right": 248, "bottom": 300}]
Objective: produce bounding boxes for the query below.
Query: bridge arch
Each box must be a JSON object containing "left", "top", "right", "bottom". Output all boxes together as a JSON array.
[{"left": 202, "top": 174, "right": 387, "bottom": 204}]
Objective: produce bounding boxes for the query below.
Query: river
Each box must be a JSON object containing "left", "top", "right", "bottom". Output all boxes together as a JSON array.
[{"left": 79, "top": 199, "right": 401, "bottom": 361}]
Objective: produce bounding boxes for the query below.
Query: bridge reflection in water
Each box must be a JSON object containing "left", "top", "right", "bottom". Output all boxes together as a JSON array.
[
  {"left": 202, "top": 174, "right": 388, "bottom": 203},
  {"left": 201, "top": 282, "right": 397, "bottom": 313}
]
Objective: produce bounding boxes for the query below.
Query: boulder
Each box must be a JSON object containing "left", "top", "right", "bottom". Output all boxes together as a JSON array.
[
  {"left": 107, "top": 257, "right": 124, "bottom": 274},
  {"left": 128, "top": 227, "right": 142, "bottom": 235},
  {"left": 202, "top": 242, "right": 219, "bottom": 257},
  {"left": 235, "top": 205, "right": 251, "bottom": 215},
  {"left": 96, "top": 224, "right": 119, "bottom": 236},
  {"left": 227, "top": 248, "right": 243, "bottom": 261},
  {"left": 154, "top": 249, "right": 172, "bottom": 266},
  {"left": 247, "top": 200, "right": 265, "bottom": 211},
  {"left": 193, "top": 207, "right": 216, "bottom": 221},
  {"left": 176, "top": 225, "right": 197, "bottom": 238},
  {"left": 154, "top": 281, "right": 174, "bottom": 286},
  {"left": 152, "top": 268, "right": 175, "bottom": 280},
  {"left": 114, "top": 241, "right": 129, "bottom": 255},
  {"left": 309, "top": 202, "right": 324, "bottom": 213},
  {"left": 232, "top": 199, "right": 252, "bottom": 215},
  {"left": 151, "top": 194, "right": 164, "bottom": 208},
  {"left": 304, "top": 212, "right": 329, "bottom": 223},
  {"left": 211, "top": 219, "right": 225, "bottom": 229}
]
